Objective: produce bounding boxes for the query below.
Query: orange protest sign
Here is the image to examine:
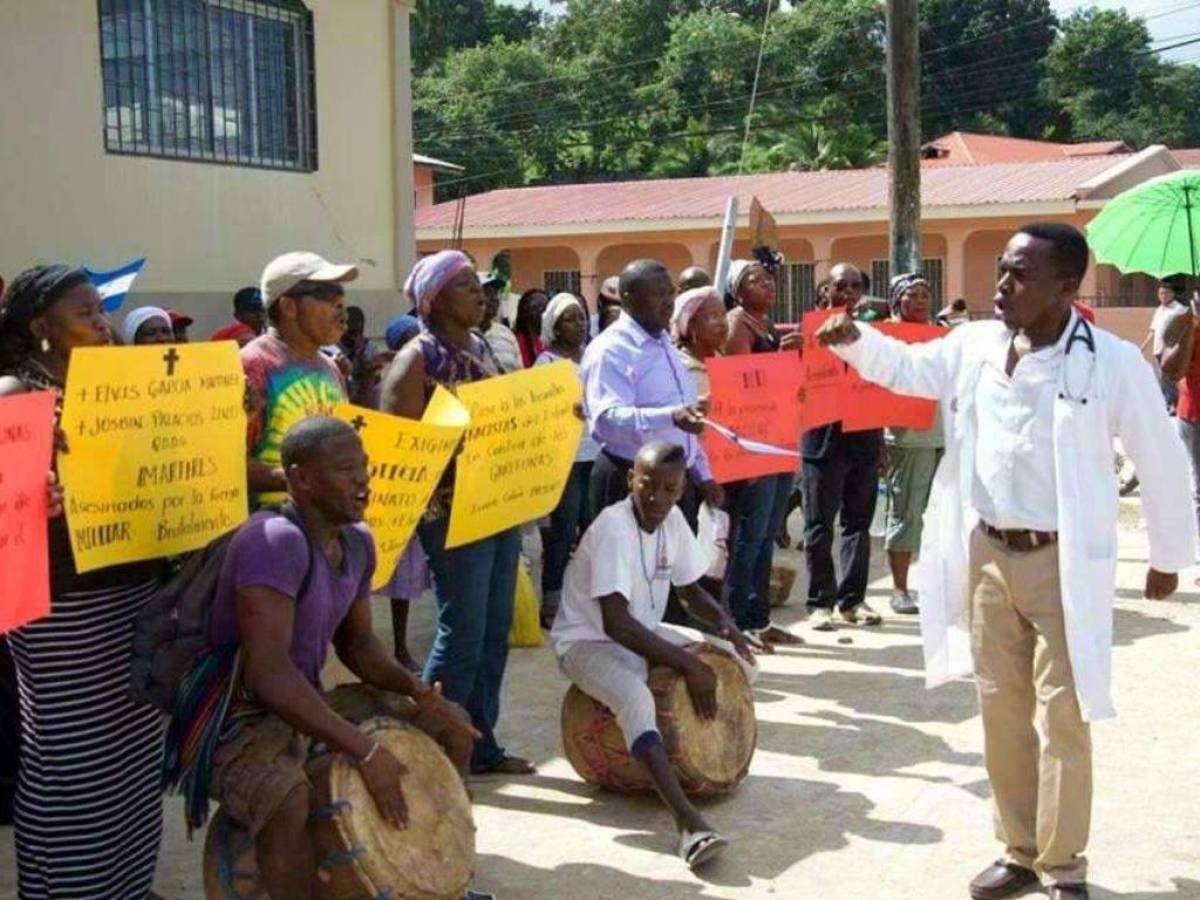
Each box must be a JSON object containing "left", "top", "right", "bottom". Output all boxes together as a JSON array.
[
  {"left": 842, "top": 321, "right": 944, "bottom": 432},
  {"left": 0, "top": 392, "right": 55, "bottom": 633},
  {"left": 702, "top": 353, "right": 803, "bottom": 483},
  {"left": 800, "top": 307, "right": 850, "bottom": 430}
]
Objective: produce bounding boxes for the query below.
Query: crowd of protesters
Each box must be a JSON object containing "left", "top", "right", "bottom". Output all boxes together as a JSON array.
[{"left": 0, "top": 225, "right": 1194, "bottom": 899}]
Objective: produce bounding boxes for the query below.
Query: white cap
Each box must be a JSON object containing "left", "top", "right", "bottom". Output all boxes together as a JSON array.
[{"left": 260, "top": 251, "right": 359, "bottom": 305}]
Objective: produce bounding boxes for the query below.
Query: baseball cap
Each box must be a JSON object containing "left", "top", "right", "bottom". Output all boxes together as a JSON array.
[
  {"left": 478, "top": 271, "right": 504, "bottom": 289},
  {"left": 599, "top": 275, "right": 620, "bottom": 302},
  {"left": 261, "top": 251, "right": 359, "bottom": 305},
  {"left": 164, "top": 307, "right": 194, "bottom": 327}
]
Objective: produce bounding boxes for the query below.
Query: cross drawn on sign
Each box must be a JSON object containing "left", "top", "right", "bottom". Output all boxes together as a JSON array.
[
  {"left": 350, "top": 415, "right": 368, "bottom": 432},
  {"left": 162, "top": 347, "right": 181, "bottom": 376}
]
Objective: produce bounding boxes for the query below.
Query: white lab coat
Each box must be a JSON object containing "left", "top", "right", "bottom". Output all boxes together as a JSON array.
[{"left": 835, "top": 315, "right": 1196, "bottom": 721}]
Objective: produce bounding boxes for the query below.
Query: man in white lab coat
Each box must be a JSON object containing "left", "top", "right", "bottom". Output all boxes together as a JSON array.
[{"left": 816, "top": 223, "right": 1196, "bottom": 900}]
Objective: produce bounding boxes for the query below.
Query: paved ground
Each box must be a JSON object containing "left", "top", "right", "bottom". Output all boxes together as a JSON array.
[{"left": 3, "top": 498, "right": 1199, "bottom": 899}]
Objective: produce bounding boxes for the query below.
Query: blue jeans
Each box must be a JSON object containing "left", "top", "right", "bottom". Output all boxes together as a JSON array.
[
  {"left": 419, "top": 517, "right": 521, "bottom": 770},
  {"left": 540, "top": 460, "right": 594, "bottom": 614},
  {"left": 724, "top": 477, "right": 780, "bottom": 631}
]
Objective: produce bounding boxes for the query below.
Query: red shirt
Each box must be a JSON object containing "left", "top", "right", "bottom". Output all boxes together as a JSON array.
[
  {"left": 211, "top": 321, "right": 257, "bottom": 345},
  {"left": 1176, "top": 321, "right": 1200, "bottom": 422}
]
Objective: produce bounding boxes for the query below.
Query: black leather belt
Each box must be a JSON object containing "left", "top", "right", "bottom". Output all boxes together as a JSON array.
[{"left": 980, "top": 521, "right": 1058, "bottom": 553}]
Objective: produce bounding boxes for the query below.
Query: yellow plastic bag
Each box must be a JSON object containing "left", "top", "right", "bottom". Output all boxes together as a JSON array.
[{"left": 508, "top": 561, "right": 544, "bottom": 648}]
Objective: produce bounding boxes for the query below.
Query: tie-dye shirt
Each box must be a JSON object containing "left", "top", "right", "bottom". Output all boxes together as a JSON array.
[{"left": 241, "top": 332, "right": 347, "bottom": 506}]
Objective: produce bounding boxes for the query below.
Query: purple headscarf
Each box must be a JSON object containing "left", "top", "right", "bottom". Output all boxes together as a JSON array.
[{"left": 404, "top": 250, "right": 473, "bottom": 318}]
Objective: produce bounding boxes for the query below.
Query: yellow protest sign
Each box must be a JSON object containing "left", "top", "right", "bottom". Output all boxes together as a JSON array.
[
  {"left": 59, "top": 343, "right": 248, "bottom": 572},
  {"left": 437, "top": 361, "right": 582, "bottom": 549},
  {"left": 333, "top": 388, "right": 468, "bottom": 590}
]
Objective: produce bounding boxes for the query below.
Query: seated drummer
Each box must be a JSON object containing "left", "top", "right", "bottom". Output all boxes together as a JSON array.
[
  {"left": 550, "top": 440, "right": 761, "bottom": 870},
  {"left": 206, "top": 416, "right": 479, "bottom": 900}
]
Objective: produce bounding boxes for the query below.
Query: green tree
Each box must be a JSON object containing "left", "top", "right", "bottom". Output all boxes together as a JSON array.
[
  {"left": 919, "top": 0, "right": 1058, "bottom": 139},
  {"left": 1045, "top": 8, "right": 1200, "bottom": 146},
  {"left": 410, "top": 0, "right": 541, "bottom": 73}
]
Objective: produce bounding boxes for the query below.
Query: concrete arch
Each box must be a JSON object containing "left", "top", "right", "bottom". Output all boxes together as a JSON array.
[{"left": 506, "top": 245, "right": 583, "bottom": 294}]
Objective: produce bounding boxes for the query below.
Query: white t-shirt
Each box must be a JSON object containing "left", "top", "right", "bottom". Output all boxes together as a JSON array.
[
  {"left": 551, "top": 498, "right": 710, "bottom": 655},
  {"left": 1150, "top": 301, "right": 1188, "bottom": 357}
]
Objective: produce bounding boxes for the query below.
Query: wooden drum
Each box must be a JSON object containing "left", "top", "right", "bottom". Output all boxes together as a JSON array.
[
  {"left": 203, "top": 717, "right": 476, "bottom": 900},
  {"left": 561, "top": 644, "right": 756, "bottom": 795}
]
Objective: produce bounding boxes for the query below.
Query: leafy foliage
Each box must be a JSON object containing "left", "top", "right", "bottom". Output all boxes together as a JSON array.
[{"left": 409, "top": 0, "right": 1200, "bottom": 199}]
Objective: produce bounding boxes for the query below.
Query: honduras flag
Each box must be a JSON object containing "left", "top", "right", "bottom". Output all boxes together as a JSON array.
[{"left": 86, "top": 257, "right": 146, "bottom": 313}]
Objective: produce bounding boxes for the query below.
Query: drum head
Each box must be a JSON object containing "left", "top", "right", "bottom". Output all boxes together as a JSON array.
[
  {"left": 659, "top": 646, "right": 756, "bottom": 790},
  {"left": 327, "top": 718, "right": 476, "bottom": 900}
]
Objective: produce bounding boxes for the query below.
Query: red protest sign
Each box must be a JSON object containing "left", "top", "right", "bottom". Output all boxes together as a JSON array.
[
  {"left": 0, "top": 392, "right": 55, "bottom": 633},
  {"left": 800, "top": 307, "right": 850, "bottom": 430},
  {"left": 842, "top": 321, "right": 944, "bottom": 432},
  {"left": 702, "top": 353, "right": 803, "bottom": 483}
]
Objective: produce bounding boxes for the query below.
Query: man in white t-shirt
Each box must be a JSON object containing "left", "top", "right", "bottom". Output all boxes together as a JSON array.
[
  {"left": 1143, "top": 276, "right": 1190, "bottom": 410},
  {"left": 551, "top": 441, "right": 760, "bottom": 870}
]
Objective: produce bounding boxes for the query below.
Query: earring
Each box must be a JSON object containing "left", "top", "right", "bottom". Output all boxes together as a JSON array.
[{"left": 40, "top": 338, "right": 50, "bottom": 353}]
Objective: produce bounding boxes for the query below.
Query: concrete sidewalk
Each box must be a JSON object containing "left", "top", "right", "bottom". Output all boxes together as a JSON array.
[{"left": 3, "top": 499, "right": 1198, "bottom": 899}]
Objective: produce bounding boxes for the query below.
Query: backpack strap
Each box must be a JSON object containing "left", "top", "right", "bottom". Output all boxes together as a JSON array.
[
  {"left": 276, "top": 503, "right": 367, "bottom": 602},
  {"left": 277, "top": 502, "right": 319, "bottom": 602}
]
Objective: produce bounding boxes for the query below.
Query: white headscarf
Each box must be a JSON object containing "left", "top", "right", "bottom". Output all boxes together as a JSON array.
[
  {"left": 120, "top": 306, "right": 172, "bottom": 345},
  {"left": 541, "top": 292, "right": 585, "bottom": 346},
  {"left": 725, "top": 259, "right": 755, "bottom": 303},
  {"left": 671, "top": 286, "right": 720, "bottom": 341}
]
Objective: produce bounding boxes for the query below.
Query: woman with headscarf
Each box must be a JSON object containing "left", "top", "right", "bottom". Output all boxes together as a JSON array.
[
  {"left": 0, "top": 265, "right": 167, "bottom": 899},
  {"left": 513, "top": 288, "right": 549, "bottom": 368},
  {"left": 672, "top": 285, "right": 728, "bottom": 399},
  {"left": 380, "top": 251, "right": 534, "bottom": 775},
  {"left": 719, "top": 260, "right": 803, "bottom": 646},
  {"left": 882, "top": 273, "right": 944, "bottom": 616},
  {"left": 534, "top": 293, "right": 598, "bottom": 627},
  {"left": 375, "top": 315, "right": 430, "bottom": 670},
  {"left": 120, "top": 305, "right": 174, "bottom": 345}
]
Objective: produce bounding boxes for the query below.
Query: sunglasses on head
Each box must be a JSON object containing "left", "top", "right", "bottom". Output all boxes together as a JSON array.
[{"left": 286, "top": 282, "right": 345, "bottom": 301}]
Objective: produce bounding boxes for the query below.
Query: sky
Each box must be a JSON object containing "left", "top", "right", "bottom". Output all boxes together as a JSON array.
[{"left": 497, "top": 0, "right": 1200, "bottom": 63}]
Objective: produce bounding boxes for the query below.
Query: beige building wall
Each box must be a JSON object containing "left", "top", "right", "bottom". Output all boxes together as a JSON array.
[{"left": 0, "top": 0, "right": 415, "bottom": 339}]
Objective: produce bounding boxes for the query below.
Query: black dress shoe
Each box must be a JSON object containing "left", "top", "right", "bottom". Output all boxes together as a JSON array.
[
  {"left": 1049, "top": 885, "right": 1089, "bottom": 900},
  {"left": 969, "top": 860, "right": 1040, "bottom": 900}
]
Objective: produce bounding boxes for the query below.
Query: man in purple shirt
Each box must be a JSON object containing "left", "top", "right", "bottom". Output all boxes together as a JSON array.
[
  {"left": 207, "top": 417, "right": 478, "bottom": 900},
  {"left": 580, "top": 259, "right": 724, "bottom": 518}
]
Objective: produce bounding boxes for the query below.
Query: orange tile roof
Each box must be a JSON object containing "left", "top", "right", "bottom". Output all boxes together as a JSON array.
[
  {"left": 920, "top": 131, "right": 1128, "bottom": 166},
  {"left": 415, "top": 155, "right": 1130, "bottom": 232},
  {"left": 1172, "top": 148, "right": 1200, "bottom": 169}
]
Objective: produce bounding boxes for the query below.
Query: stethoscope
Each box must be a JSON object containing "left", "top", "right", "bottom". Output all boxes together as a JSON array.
[{"left": 1058, "top": 315, "right": 1097, "bottom": 405}]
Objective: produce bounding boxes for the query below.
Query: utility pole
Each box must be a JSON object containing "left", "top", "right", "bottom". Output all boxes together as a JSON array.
[{"left": 886, "top": 0, "right": 922, "bottom": 279}]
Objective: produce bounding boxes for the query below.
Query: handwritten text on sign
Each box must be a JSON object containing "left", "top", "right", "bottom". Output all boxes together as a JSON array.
[
  {"left": 800, "top": 307, "right": 850, "bottom": 431},
  {"left": 702, "top": 353, "right": 803, "bottom": 482},
  {"left": 0, "top": 392, "right": 55, "bottom": 633},
  {"left": 841, "top": 322, "right": 944, "bottom": 433},
  {"left": 59, "top": 343, "right": 249, "bottom": 572},
  {"left": 334, "top": 390, "right": 468, "bottom": 590},
  {"left": 434, "top": 361, "right": 582, "bottom": 549}
]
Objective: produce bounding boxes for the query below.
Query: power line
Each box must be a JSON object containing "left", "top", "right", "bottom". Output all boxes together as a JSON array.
[
  {"left": 414, "top": 0, "right": 1200, "bottom": 143},
  {"left": 420, "top": 27, "right": 1199, "bottom": 159},
  {"left": 416, "top": 2, "right": 1200, "bottom": 148},
  {"left": 422, "top": 42, "right": 1200, "bottom": 200}
]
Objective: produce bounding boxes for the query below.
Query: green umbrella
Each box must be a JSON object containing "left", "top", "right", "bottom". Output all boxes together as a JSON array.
[{"left": 1086, "top": 169, "right": 1200, "bottom": 279}]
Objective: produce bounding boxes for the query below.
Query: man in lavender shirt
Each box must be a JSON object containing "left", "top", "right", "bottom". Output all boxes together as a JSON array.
[
  {"left": 580, "top": 259, "right": 725, "bottom": 519},
  {"left": 206, "top": 417, "right": 479, "bottom": 900}
]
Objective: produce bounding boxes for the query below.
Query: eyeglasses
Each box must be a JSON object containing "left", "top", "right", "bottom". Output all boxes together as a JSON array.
[
  {"left": 833, "top": 280, "right": 863, "bottom": 291},
  {"left": 286, "top": 282, "right": 345, "bottom": 301}
]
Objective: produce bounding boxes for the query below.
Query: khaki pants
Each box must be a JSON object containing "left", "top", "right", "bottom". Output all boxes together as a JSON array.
[{"left": 969, "top": 527, "right": 1091, "bottom": 884}]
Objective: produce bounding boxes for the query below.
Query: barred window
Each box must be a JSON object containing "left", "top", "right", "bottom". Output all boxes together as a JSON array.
[
  {"left": 544, "top": 270, "right": 582, "bottom": 296},
  {"left": 776, "top": 262, "right": 815, "bottom": 322},
  {"left": 98, "top": 0, "right": 317, "bottom": 171}
]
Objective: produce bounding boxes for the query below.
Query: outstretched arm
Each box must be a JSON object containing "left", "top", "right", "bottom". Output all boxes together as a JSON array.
[{"left": 817, "top": 313, "right": 961, "bottom": 400}]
